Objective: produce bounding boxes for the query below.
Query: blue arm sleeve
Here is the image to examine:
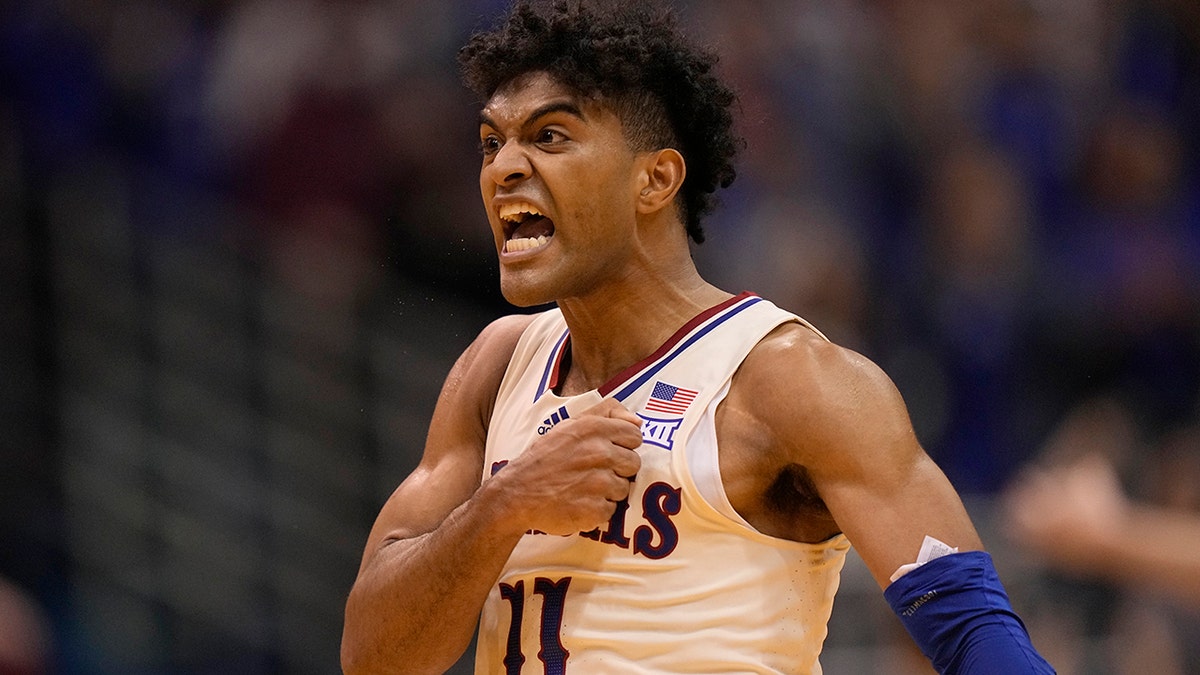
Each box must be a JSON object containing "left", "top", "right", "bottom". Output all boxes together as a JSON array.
[{"left": 883, "top": 550, "right": 1055, "bottom": 674}]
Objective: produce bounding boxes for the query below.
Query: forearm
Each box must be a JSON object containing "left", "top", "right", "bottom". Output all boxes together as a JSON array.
[
  {"left": 341, "top": 482, "right": 524, "bottom": 675},
  {"left": 885, "top": 551, "right": 1055, "bottom": 674}
]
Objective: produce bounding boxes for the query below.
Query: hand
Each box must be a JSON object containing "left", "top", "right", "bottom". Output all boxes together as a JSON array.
[{"left": 492, "top": 398, "right": 643, "bottom": 536}]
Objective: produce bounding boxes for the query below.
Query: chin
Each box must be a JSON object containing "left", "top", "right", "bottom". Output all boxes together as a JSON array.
[{"left": 499, "top": 276, "right": 558, "bottom": 308}]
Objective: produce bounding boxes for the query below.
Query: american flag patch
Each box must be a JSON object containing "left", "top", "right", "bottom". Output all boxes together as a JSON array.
[{"left": 644, "top": 381, "right": 698, "bottom": 415}]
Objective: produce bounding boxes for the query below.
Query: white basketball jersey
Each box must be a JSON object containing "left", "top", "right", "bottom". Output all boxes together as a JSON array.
[{"left": 475, "top": 293, "right": 850, "bottom": 675}]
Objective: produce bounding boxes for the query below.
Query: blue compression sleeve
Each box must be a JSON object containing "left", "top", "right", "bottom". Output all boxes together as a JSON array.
[{"left": 883, "top": 551, "right": 1055, "bottom": 674}]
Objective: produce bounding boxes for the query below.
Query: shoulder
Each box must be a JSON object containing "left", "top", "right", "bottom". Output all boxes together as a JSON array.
[
  {"left": 437, "top": 312, "right": 539, "bottom": 429},
  {"left": 738, "top": 321, "right": 901, "bottom": 406},
  {"left": 468, "top": 312, "right": 539, "bottom": 366},
  {"left": 730, "top": 321, "right": 917, "bottom": 476}
]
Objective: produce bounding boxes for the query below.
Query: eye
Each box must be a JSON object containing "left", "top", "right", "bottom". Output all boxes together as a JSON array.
[
  {"left": 480, "top": 134, "right": 502, "bottom": 156},
  {"left": 535, "top": 128, "right": 567, "bottom": 145}
]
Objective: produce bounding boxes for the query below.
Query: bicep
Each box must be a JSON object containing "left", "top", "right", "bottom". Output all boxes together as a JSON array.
[
  {"left": 356, "top": 314, "right": 530, "bottom": 571},
  {"left": 357, "top": 446, "right": 483, "bottom": 573},
  {"left": 768, "top": 338, "right": 982, "bottom": 588},
  {"left": 820, "top": 438, "right": 982, "bottom": 588}
]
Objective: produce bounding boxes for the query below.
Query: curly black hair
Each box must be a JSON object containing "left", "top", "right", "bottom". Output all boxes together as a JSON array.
[{"left": 458, "top": 0, "right": 740, "bottom": 244}]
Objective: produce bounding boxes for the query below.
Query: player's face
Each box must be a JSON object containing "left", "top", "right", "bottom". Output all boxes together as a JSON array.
[{"left": 479, "top": 71, "right": 644, "bottom": 307}]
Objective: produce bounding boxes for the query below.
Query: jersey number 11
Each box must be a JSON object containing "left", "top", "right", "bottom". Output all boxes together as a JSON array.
[{"left": 499, "top": 577, "right": 571, "bottom": 674}]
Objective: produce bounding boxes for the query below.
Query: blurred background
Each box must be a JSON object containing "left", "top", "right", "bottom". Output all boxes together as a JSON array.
[{"left": 2, "top": 0, "right": 1198, "bottom": 673}]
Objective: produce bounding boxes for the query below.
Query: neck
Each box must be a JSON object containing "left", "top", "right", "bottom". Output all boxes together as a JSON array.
[{"left": 554, "top": 263, "right": 731, "bottom": 395}]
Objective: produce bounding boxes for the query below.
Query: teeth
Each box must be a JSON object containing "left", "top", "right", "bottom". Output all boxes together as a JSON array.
[
  {"left": 499, "top": 202, "right": 542, "bottom": 223},
  {"left": 503, "top": 234, "right": 550, "bottom": 253}
]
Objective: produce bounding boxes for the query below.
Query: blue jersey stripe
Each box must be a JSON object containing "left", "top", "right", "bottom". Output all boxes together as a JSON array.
[
  {"left": 610, "top": 295, "right": 762, "bottom": 403},
  {"left": 535, "top": 329, "right": 571, "bottom": 402}
]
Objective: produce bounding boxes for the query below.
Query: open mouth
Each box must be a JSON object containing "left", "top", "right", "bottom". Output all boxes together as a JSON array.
[{"left": 499, "top": 202, "right": 555, "bottom": 253}]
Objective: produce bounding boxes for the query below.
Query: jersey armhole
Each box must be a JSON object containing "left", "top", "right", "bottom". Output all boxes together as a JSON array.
[{"left": 684, "top": 378, "right": 757, "bottom": 529}]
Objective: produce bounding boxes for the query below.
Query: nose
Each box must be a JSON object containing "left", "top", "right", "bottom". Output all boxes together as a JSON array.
[{"left": 486, "top": 140, "right": 532, "bottom": 186}]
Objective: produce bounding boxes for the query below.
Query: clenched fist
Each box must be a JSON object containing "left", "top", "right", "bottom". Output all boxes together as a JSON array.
[{"left": 490, "top": 398, "right": 643, "bottom": 535}]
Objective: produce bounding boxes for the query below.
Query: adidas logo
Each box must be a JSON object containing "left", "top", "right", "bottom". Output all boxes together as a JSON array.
[{"left": 536, "top": 405, "right": 570, "bottom": 435}]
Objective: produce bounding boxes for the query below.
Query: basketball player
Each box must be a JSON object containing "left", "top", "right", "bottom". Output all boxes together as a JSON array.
[{"left": 342, "top": 2, "right": 1055, "bottom": 673}]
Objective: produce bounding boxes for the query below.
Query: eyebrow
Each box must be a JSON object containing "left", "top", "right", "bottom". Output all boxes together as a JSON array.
[{"left": 479, "top": 100, "right": 586, "bottom": 132}]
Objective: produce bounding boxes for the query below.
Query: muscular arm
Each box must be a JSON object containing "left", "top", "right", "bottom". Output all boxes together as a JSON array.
[
  {"left": 340, "top": 315, "right": 531, "bottom": 675},
  {"left": 730, "top": 325, "right": 1052, "bottom": 673},
  {"left": 341, "top": 315, "right": 645, "bottom": 675},
  {"left": 732, "top": 325, "right": 981, "bottom": 586}
]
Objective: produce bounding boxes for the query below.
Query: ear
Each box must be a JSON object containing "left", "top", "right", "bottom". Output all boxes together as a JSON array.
[{"left": 635, "top": 148, "right": 686, "bottom": 216}]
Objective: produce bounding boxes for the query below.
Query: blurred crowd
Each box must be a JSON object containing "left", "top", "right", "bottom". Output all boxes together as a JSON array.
[{"left": 2, "top": 0, "right": 1198, "bottom": 673}]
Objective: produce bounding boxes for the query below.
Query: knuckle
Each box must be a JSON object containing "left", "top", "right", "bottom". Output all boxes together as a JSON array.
[
  {"left": 610, "top": 480, "right": 632, "bottom": 501},
  {"left": 588, "top": 472, "right": 615, "bottom": 495},
  {"left": 617, "top": 448, "right": 641, "bottom": 469}
]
